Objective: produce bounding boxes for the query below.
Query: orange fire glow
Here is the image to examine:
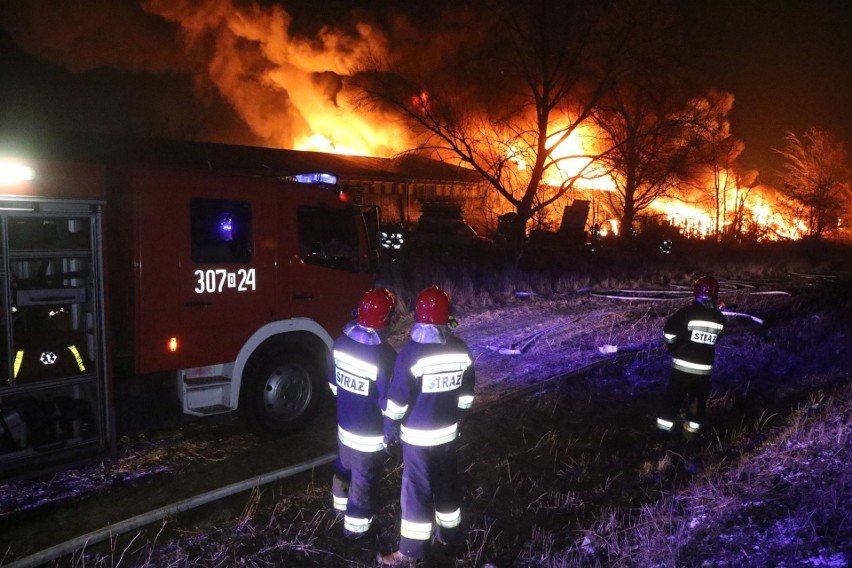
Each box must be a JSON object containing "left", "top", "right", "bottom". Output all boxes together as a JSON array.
[
  {"left": 143, "top": 0, "right": 410, "bottom": 157},
  {"left": 141, "top": 2, "right": 806, "bottom": 238},
  {"left": 531, "top": 124, "right": 805, "bottom": 241},
  {"left": 648, "top": 181, "right": 806, "bottom": 241},
  {"left": 542, "top": 124, "right": 614, "bottom": 191}
]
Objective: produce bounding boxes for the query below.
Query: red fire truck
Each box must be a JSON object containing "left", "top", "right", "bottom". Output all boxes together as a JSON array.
[{"left": 0, "top": 154, "right": 380, "bottom": 479}]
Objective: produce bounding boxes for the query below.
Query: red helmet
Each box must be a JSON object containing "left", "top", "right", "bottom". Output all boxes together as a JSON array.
[
  {"left": 415, "top": 285, "right": 451, "bottom": 325},
  {"left": 693, "top": 276, "right": 719, "bottom": 302},
  {"left": 357, "top": 288, "right": 395, "bottom": 329}
]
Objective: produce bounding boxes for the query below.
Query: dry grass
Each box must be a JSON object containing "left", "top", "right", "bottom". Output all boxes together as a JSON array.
[{"left": 14, "top": 241, "right": 852, "bottom": 567}]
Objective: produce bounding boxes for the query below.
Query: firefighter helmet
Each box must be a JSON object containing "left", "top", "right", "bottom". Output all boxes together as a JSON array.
[
  {"left": 357, "top": 288, "right": 395, "bottom": 329},
  {"left": 693, "top": 276, "right": 720, "bottom": 302},
  {"left": 415, "top": 285, "right": 451, "bottom": 325}
]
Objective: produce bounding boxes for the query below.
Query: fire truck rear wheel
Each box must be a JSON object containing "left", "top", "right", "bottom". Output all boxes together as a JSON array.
[{"left": 240, "top": 350, "right": 323, "bottom": 435}]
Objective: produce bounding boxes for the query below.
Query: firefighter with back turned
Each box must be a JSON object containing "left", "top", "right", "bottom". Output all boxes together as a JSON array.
[
  {"left": 379, "top": 285, "right": 475, "bottom": 566},
  {"left": 656, "top": 276, "right": 727, "bottom": 440},
  {"left": 329, "top": 287, "right": 398, "bottom": 540}
]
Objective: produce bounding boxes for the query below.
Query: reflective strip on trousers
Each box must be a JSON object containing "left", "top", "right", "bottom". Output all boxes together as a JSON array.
[
  {"left": 384, "top": 399, "right": 408, "bottom": 420},
  {"left": 401, "top": 518, "right": 432, "bottom": 541},
  {"left": 435, "top": 508, "right": 461, "bottom": 528},
  {"left": 338, "top": 426, "right": 384, "bottom": 453},
  {"left": 400, "top": 423, "right": 458, "bottom": 446},
  {"left": 458, "top": 394, "right": 474, "bottom": 410},
  {"left": 344, "top": 515, "right": 372, "bottom": 534},
  {"left": 333, "top": 495, "right": 348, "bottom": 512},
  {"left": 684, "top": 421, "right": 701, "bottom": 433},
  {"left": 656, "top": 418, "right": 674, "bottom": 431}
]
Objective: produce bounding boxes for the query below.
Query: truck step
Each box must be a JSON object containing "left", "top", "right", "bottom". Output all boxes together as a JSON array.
[
  {"left": 184, "top": 376, "right": 231, "bottom": 388},
  {"left": 181, "top": 375, "right": 232, "bottom": 417},
  {"left": 187, "top": 404, "right": 232, "bottom": 416}
]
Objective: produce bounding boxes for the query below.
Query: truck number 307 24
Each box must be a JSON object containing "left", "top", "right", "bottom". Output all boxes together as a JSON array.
[{"left": 193, "top": 268, "right": 257, "bottom": 293}]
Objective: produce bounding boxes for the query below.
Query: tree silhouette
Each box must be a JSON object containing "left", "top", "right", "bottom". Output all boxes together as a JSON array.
[
  {"left": 774, "top": 128, "right": 851, "bottom": 240},
  {"left": 351, "top": 0, "right": 651, "bottom": 254},
  {"left": 685, "top": 91, "right": 757, "bottom": 242}
]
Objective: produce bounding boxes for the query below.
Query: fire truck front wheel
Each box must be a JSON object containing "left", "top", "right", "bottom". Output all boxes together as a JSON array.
[{"left": 240, "top": 349, "right": 323, "bottom": 435}]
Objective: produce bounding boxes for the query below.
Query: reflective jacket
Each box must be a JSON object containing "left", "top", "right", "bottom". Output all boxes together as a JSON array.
[
  {"left": 329, "top": 322, "right": 398, "bottom": 453},
  {"left": 384, "top": 323, "right": 475, "bottom": 447},
  {"left": 663, "top": 301, "right": 727, "bottom": 375}
]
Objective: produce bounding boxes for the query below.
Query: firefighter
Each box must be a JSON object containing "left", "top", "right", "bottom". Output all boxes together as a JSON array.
[
  {"left": 379, "top": 285, "right": 475, "bottom": 566},
  {"left": 656, "top": 276, "right": 727, "bottom": 440},
  {"left": 329, "top": 287, "right": 398, "bottom": 540}
]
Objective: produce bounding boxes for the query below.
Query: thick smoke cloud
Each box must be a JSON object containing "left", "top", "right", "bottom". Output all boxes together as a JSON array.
[{"left": 0, "top": 0, "right": 474, "bottom": 154}]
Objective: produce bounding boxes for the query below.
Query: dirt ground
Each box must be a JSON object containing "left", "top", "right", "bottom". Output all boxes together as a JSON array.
[{"left": 1, "top": 271, "right": 850, "bottom": 567}]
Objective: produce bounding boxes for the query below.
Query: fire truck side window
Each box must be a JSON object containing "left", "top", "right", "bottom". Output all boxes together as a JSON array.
[
  {"left": 297, "top": 205, "right": 360, "bottom": 272},
  {"left": 190, "top": 199, "right": 252, "bottom": 264}
]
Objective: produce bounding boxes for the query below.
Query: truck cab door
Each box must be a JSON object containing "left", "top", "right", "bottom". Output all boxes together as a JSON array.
[
  {"left": 283, "top": 202, "right": 375, "bottom": 336},
  {"left": 176, "top": 197, "right": 277, "bottom": 367}
]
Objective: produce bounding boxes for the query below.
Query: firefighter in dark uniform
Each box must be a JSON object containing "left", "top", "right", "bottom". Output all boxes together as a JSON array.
[
  {"left": 379, "top": 285, "right": 475, "bottom": 566},
  {"left": 329, "top": 287, "right": 398, "bottom": 540},
  {"left": 656, "top": 276, "right": 727, "bottom": 440}
]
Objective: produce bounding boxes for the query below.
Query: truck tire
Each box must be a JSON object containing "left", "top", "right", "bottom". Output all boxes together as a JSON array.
[{"left": 240, "top": 349, "right": 324, "bottom": 435}]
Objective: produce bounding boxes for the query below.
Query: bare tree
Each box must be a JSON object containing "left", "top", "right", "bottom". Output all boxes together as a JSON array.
[
  {"left": 774, "top": 127, "right": 851, "bottom": 240},
  {"left": 591, "top": 76, "right": 738, "bottom": 240},
  {"left": 576, "top": 0, "right": 737, "bottom": 240},
  {"left": 351, "top": 0, "right": 646, "bottom": 253},
  {"left": 685, "top": 91, "right": 757, "bottom": 241}
]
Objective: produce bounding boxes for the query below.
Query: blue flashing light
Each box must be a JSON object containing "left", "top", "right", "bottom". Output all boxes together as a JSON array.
[
  {"left": 218, "top": 215, "right": 234, "bottom": 241},
  {"left": 294, "top": 172, "right": 338, "bottom": 185}
]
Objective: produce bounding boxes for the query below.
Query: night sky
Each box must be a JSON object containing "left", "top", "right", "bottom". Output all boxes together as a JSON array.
[
  {"left": 0, "top": 0, "right": 849, "bottom": 185},
  {"left": 681, "top": 0, "right": 851, "bottom": 177}
]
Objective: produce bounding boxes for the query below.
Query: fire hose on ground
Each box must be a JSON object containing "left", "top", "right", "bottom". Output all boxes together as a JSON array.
[{"left": 4, "top": 453, "right": 338, "bottom": 568}]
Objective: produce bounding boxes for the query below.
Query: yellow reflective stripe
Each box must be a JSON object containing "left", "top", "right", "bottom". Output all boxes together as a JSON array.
[
  {"left": 333, "top": 350, "right": 378, "bottom": 380},
  {"left": 458, "top": 394, "right": 474, "bottom": 409},
  {"left": 410, "top": 353, "right": 471, "bottom": 378},
  {"left": 384, "top": 399, "right": 408, "bottom": 420},
  {"left": 13, "top": 351, "right": 23, "bottom": 378},
  {"left": 344, "top": 515, "right": 372, "bottom": 533},
  {"left": 684, "top": 421, "right": 701, "bottom": 433},
  {"left": 656, "top": 418, "right": 674, "bottom": 431},
  {"left": 400, "top": 519, "right": 432, "bottom": 541},
  {"left": 435, "top": 508, "right": 461, "bottom": 528},
  {"left": 664, "top": 333, "right": 677, "bottom": 343},
  {"left": 338, "top": 426, "right": 384, "bottom": 452},
  {"left": 400, "top": 423, "right": 457, "bottom": 446},
  {"left": 333, "top": 495, "right": 348, "bottom": 511},
  {"left": 67, "top": 345, "right": 86, "bottom": 372}
]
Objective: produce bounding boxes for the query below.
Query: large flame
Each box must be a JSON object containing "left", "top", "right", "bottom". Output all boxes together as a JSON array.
[
  {"left": 141, "top": 0, "right": 410, "bottom": 156},
  {"left": 2, "top": 0, "right": 809, "bottom": 237},
  {"left": 542, "top": 124, "right": 615, "bottom": 191},
  {"left": 510, "top": 120, "right": 804, "bottom": 240},
  {"left": 648, "top": 180, "right": 805, "bottom": 241}
]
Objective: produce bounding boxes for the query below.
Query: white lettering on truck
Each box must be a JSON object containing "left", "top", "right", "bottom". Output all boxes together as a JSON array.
[{"left": 194, "top": 268, "right": 257, "bottom": 293}]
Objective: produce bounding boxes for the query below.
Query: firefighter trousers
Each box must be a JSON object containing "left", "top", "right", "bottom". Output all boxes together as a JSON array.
[
  {"left": 398, "top": 441, "right": 462, "bottom": 559},
  {"left": 659, "top": 369, "right": 711, "bottom": 433},
  {"left": 332, "top": 443, "right": 384, "bottom": 536}
]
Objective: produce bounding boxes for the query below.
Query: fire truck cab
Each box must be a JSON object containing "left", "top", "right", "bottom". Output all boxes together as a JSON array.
[{"left": 0, "top": 155, "right": 380, "bottom": 479}]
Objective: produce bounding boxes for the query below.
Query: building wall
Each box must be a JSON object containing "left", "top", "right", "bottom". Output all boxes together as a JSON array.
[{"left": 341, "top": 177, "right": 495, "bottom": 234}]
